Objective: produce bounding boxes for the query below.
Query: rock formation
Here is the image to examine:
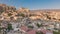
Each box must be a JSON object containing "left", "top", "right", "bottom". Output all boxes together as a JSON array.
[{"left": 0, "top": 4, "right": 60, "bottom": 22}]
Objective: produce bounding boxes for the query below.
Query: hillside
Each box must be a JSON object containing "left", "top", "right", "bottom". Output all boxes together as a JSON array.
[
  {"left": 30, "top": 10, "right": 60, "bottom": 22},
  {"left": 0, "top": 4, "right": 60, "bottom": 22}
]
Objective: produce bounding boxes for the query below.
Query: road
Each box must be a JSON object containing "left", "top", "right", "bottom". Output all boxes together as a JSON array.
[{"left": 7, "top": 31, "right": 21, "bottom": 34}]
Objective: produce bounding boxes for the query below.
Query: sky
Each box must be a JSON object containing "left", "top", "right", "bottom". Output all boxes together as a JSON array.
[{"left": 0, "top": 0, "right": 60, "bottom": 10}]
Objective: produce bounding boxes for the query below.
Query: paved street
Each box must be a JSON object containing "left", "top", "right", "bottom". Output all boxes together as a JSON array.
[{"left": 7, "top": 32, "right": 21, "bottom": 34}]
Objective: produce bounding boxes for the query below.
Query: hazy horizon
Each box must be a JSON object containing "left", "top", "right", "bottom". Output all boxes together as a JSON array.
[{"left": 0, "top": 0, "right": 60, "bottom": 10}]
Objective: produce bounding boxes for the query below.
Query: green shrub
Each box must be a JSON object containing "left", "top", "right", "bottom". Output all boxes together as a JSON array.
[
  {"left": 28, "top": 26, "right": 34, "bottom": 28},
  {"left": 0, "top": 10, "right": 4, "bottom": 14},
  {"left": 16, "top": 13, "right": 25, "bottom": 17},
  {"left": 36, "top": 23, "right": 42, "bottom": 28},
  {"left": 36, "top": 31, "right": 43, "bottom": 34},
  {"left": 53, "top": 31, "right": 60, "bottom": 34},
  {"left": 8, "top": 13, "right": 12, "bottom": 16},
  {"left": 0, "top": 28, "right": 2, "bottom": 32},
  {"left": 7, "top": 23, "right": 12, "bottom": 31}
]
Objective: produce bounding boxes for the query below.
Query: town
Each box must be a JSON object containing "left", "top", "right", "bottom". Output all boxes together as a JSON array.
[{"left": 0, "top": 4, "right": 60, "bottom": 34}]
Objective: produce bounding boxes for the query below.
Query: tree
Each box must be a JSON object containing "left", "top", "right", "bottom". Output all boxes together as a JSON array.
[
  {"left": 0, "top": 23, "right": 2, "bottom": 32},
  {"left": 28, "top": 26, "right": 34, "bottom": 29},
  {"left": 0, "top": 27, "right": 2, "bottom": 32},
  {"left": 7, "top": 23, "right": 12, "bottom": 31},
  {"left": 53, "top": 31, "right": 60, "bottom": 34},
  {"left": 0, "top": 7, "right": 4, "bottom": 14},
  {"left": 8, "top": 13, "right": 12, "bottom": 16},
  {"left": 36, "top": 31, "right": 43, "bottom": 34},
  {"left": 36, "top": 23, "right": 43, "bottom": 28},
  {"left": 0, "top": 10, "right": 4, "bottom": 15},
  {"left": 16, "top": 13, "right": 25, "bottom": 17}
]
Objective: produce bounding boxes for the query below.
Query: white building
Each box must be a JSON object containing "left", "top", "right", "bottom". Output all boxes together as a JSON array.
[
  {"left": 56, "top": 23, "right": 59, "bottom": 29},
  {"left": 10, "top": 22, "right": 20, "bottom": 31}
]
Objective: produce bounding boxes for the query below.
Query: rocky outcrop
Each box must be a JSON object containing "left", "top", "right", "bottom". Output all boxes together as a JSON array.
[
  {"left": 0, "top": 4, "right": 17, "bottom": 21},
  {"left": 0, "top": 4, "right": 30, "bottom": 21},
  {"left": 0, "top": 4, "right": 60, "bottom": 22},
  {"left": 30, "top": 10, "right": 60, "bottom": 22}
]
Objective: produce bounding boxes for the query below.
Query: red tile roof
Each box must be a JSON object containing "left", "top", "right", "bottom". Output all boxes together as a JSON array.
[
  {"left": 39, "top": 29, "right": 53, "bottom": 34},
  {"left": 27, "top": 30, "right": 36, "bottom": 34},
  {"left": 20, "top": 25, "right": 28, "bottom": 31}
]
